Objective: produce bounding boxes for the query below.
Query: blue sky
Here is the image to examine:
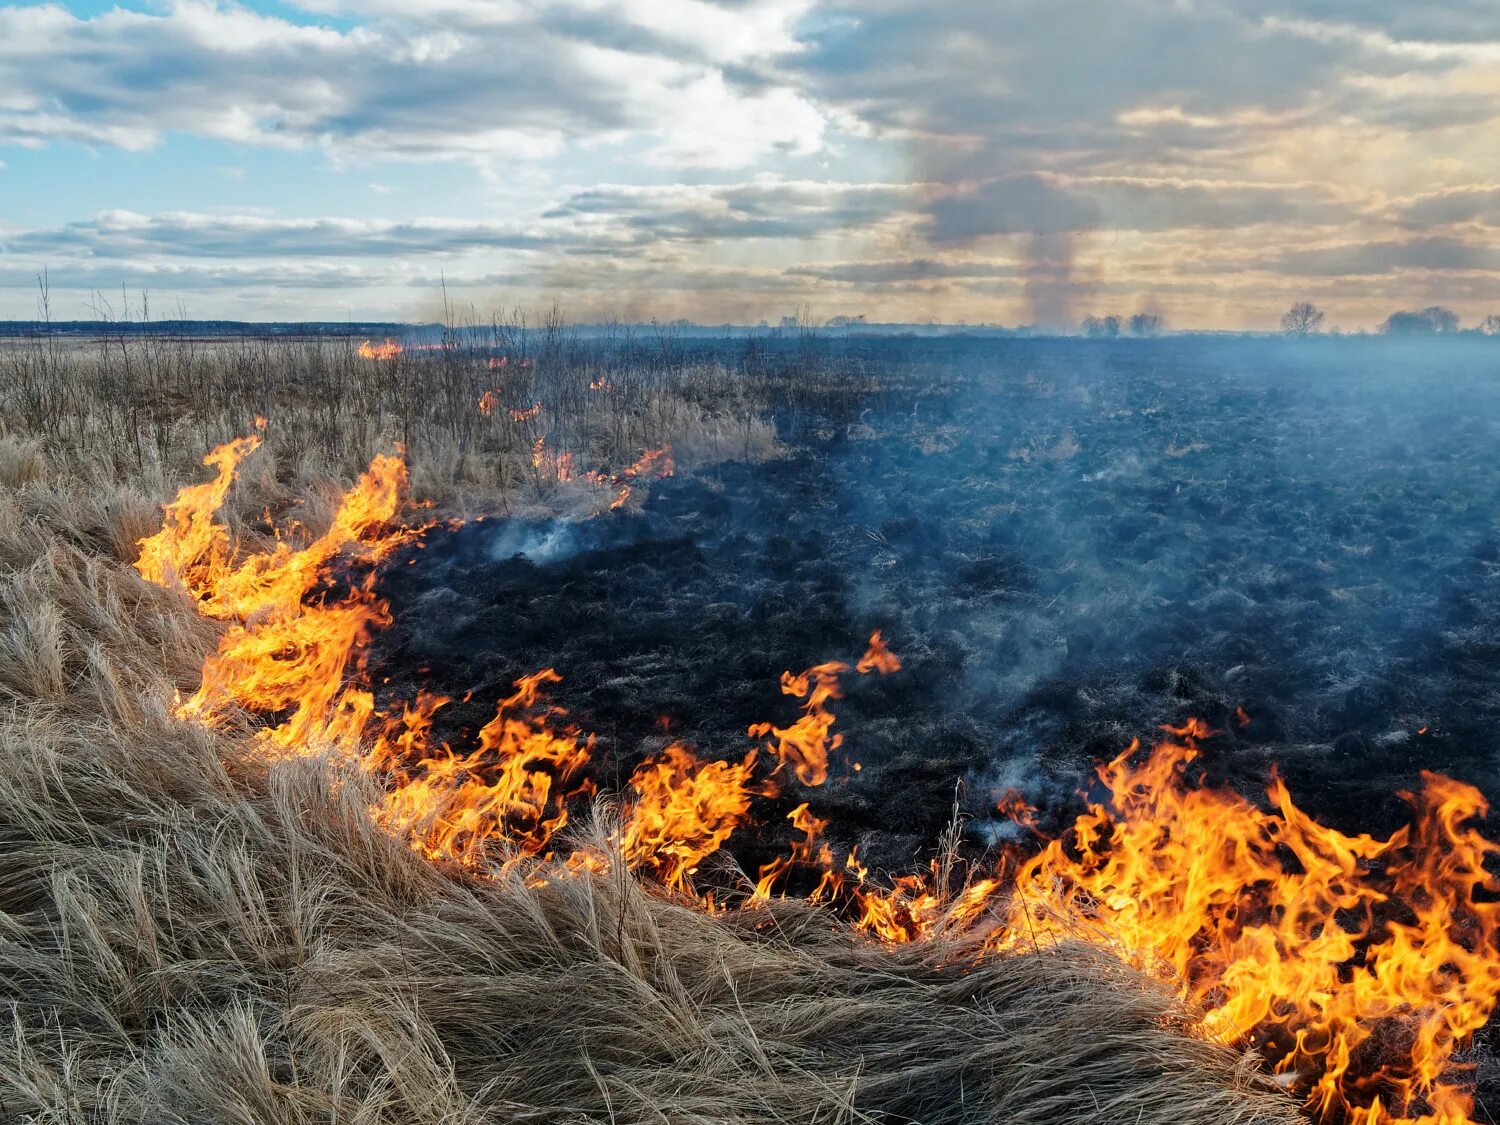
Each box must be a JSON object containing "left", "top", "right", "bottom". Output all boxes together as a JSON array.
[{"left": 3, "top": 0, "right": 1500, "bottom": 328}]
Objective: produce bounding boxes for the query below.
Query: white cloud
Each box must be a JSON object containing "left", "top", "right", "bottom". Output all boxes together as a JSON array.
[{"left": 0, "top": 0, "right": 828, "bottom": 168}]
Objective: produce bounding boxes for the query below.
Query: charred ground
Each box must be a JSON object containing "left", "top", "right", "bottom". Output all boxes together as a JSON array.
[{"left": 368, "top": 335, "right": 1500, "bottom": 882}]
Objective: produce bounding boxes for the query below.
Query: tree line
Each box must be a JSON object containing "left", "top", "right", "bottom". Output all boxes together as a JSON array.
[{"left": 1078, "top": 304, "right": 1500, "bottom": 337}]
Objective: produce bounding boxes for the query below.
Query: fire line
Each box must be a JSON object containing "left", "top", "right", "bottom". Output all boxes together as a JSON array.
[{"left": 136, "top": 435, "right": 1500, "bottom": 1125}]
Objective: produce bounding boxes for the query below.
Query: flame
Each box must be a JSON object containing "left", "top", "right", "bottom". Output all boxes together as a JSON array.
[
  {"left": 531, "top": 438, "right": 575, "bottom": 483},
  {"left": 371, "top": 670, "right": 595, "bottom": 865},
  {"left": 622, "top": 744, "right": 762, "bottom": 892},
  {"left": 134, "top": 438, "right": 417, "bottom": 753},
  {"left": 856, "top": 629, "right": 900, "bottom": 674},
  {"left": 994, "top": 725, "right": 1500, "bottom": 1125},
  {"left": 477, "top": 389, "right": 499, "bottom": 417},
  {"left": 135, "top": 435, "right": 262, "bottom": 594},
  {"left": 528, "top": 438, "right": 673, "bottom": 504},
  {"left": 139, "top": 437, "right": 1500, "bottom": 1125},
  {"left": 510, "top": 402, "right": 542, "bottom": 423},
  {"left": 748, "top": 631, "right": 897, "bottom": 788},
  {"left": 358, "top": 339, "right": 403, "bottom": 361},
  {"left": 620, "top": 446, "right": 675, "bottom": 480},
  {"left": 995, "top": 789, "right": 1039, "bottom": 830}
]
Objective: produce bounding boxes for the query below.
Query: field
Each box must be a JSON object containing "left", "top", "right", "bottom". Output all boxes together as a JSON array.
[{"left": 3, "top": 329, "right": 1499, "bottom": 1124}]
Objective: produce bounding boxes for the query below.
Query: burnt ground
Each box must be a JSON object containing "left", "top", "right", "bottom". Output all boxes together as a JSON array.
[{"left": 368, "top": 336, "right": 1500, "bottom": 881}]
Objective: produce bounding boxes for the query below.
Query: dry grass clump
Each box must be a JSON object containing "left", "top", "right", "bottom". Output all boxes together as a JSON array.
[
  {"left": 0, "top": 355, "right": 1297, "bottom": 1124},
  {"left": 0, "top": 328, "right": 783, "bottom": 513}
]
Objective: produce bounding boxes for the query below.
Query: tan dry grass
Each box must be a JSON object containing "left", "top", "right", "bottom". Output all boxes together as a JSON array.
[
  {"left": 0, "top": 343, "right": 1298, "bottom": 1125},
  {"left": 0, "top": 332, "right": 780, "bottom": 514}
]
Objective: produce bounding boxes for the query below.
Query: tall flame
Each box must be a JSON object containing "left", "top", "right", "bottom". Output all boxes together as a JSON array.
[
  {"left": 371, "top": 671, "right": 595, "bottom": 865},
  {"left": 747, "top": 632, "right": 896, "bottom": 787},
  {"left": 135, "top": 440, "right": 418, "bottom": 753}
]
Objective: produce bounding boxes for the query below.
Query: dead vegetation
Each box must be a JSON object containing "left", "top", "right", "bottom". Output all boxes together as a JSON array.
[
  {"left": 0, "top": 334, "right": 1297, "bottom": 1125},
  {"left": 0, "top": 325, "right": 784, "bottom": 515}
]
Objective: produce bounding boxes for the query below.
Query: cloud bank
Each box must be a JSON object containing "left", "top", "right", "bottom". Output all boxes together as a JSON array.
[{"left": 2, "top": 0, "right": 1499, "bottom": 326}]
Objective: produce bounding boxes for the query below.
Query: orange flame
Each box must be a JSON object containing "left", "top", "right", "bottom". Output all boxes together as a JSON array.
[
  {"left": 510, "top": 402, "right": 543, "bottom": 423},
  {"left": 994, "top": 725, "right": 1500, "bottom": 1125},
  {"left": 135, "top": 438, "right": 418, "bottom": 753},
  {"left": 622, "top": 744, "right": 762, "bottom": 892},
  {"left": 358, "top": 339, "right": 403, "bottom": 361},
  {"left": 620, "top": 446, "right": 675, "bottom": 480},
  {"left": 531, "top": 438, "right": 575, "bottom": 483},
  {"left": 135, "top": 435, "right": 262, "bottom": 595},
  {"left": 372, "top": 670, "right": 595, "bottom": 865}
]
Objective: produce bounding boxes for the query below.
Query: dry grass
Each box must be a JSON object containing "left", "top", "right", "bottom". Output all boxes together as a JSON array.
[
  {"left": 0, "top": 328, "right": 785, "bottom": 514},
  {"left": 0, "top": 337, "right": 1298, "bottom": 1124}
]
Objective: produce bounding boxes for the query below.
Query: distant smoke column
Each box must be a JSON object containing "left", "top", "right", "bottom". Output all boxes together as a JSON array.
[{"left": 1023, "top": 231, "right": 1076, "bottom": 330}]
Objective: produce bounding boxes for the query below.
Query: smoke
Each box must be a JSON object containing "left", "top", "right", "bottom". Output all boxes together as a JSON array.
[
  {"left": 486, "top": 520, "right": 584, "bottom": 566},
  {"left": 1022, "top": 231, "right": 1079, "bottom": 329},
  {"left": 370, "top": 334, "right": 1500, "bottom": 885}
]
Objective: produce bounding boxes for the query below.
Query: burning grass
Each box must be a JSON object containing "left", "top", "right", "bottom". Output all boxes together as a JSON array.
[
  {"left": 5, "top": 333, "right": 1500, "bottom": 1124},
  {"left": 0, "top": 416, "right": 1292, "bottom": 1125}
]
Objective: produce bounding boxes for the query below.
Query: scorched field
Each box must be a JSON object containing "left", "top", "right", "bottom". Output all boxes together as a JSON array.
[{"left": 3, "top": 329, "right": 1499, "bottom": 1125}]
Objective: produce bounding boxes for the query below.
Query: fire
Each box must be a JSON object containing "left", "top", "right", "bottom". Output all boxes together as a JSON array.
[
  {"left": 510, "top": 402, "right": 542, "bottom": 423},
  {"left": 358, "top": 339, "right": 404, "bottom": 361},
  {"left": 138, "top": 436, "right": 1500, "bottom": 1125},
  {"left": 622, "top": 744, "right": 762, "bottom": 892},
  {"left": 135, "top": 438, "right": 418, "bottom": 753},
  {"left": 371, "top": 671, "right": 595, "bottom": 865},
  {"left": 994, "top": 724, "right": 1500, "bottom": 1125},
  {"left": 620, "top": 446, "right": 675, "bottom": 480},
  {"left": 477, "top": 389, "right": 499, "bottom": 417},
  {"left": 531, "top": 437, "right": 575, "bottom": 483},
  {"left": 135, "top": 435, "right": 263, "bottom": 594},
  {"left": 527, "top": 437, "right": 673, "bottom": 506},
  {"left": 753, "top": 803, "right": 835, "bottom": 903},
  {"left": 749, "top": 630, "right": 894, "bottom": 788}
]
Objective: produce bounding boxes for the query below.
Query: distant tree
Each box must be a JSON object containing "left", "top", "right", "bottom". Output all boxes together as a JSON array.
[
  {"left": 1424, "top": 306, "right": 1460, "bottom": 333},
  {"left": 1127, "top": 312, "right": 1162, "bottom": 337},
  {"left": 1280, "top": 301, "right": 1325, "bottom": 335},
  {"left": 1382, "top": 306, "right": 1460, "bottom": 335},
  {"left": 1082, "top": 315, "right": 1121, "bottom": 338},
  {"left": 1480, "top": 314, "right": 1500, "bottom": 336}
]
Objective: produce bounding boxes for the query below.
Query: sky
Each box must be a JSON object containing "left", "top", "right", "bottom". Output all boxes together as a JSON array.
[{"left": 2, "top": 1, "right": 1500, "bottom": 329}]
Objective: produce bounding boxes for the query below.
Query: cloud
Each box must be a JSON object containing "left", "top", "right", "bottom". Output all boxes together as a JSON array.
[
  {"left": 545, "top": 179, "right": 917, "bottom": 239},
  {"left": 1273, "top": 237, "right": 1500, "bottom": 276},
  {"left": 925, "top": 174, "right": 1352, "bottom": 241},
  {"left": 0, "top": 259, "right": 402, "bottom": 291},
  {"left": 787, "top": 258, "right": 1022, "bottom": 284},
  {"left": 1245, "top": 1, "right": 1500, "bottom": 44},
  {"left": 1399, "top": 186, "right": 1500, "bottom": 228},
  {"left": 288, "top": 0, "right": 814, "bottom": 66},
  {"left": 0, "top": 0, "right": 826, "bottom": 168},
  {"left": 3, "top": 176, "right": 910, "bottom": 269},
  {"left": 2, "top": 210, "right": 604, "bottom": 259},
  {"left": 798, "top": 2, "right": 1391, "bottom": 161},
  {"left": 7, "top": 0, "right": 1500, "bottom": 327}
]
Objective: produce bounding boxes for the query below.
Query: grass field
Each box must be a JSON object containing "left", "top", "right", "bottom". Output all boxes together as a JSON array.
[{"left": 6, "top": 327, "right": 1499, "bottom": 1123}]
